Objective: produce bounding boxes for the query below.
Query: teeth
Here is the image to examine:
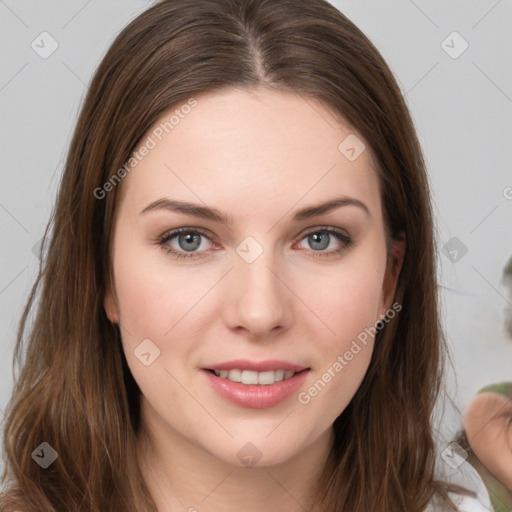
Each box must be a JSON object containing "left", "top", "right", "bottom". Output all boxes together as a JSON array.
[
  {"left": 212, "top": 368, "right": 298, "bottom": 385},
  {"left": 242, "top": 370, "right": 259, "bottom": 385}
]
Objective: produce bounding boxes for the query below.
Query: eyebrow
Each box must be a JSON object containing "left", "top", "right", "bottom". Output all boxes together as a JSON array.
[{"left": 140, "top": 196, "right": 370, "bottom": 223}]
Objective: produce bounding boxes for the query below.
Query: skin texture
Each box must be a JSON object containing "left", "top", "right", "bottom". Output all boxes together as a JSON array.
[
  {"left": 464, "top": 392, "right": 512, "bottom": 492},
  {"left": 104, "top": 86, "right": 405, "bottom": 512}
]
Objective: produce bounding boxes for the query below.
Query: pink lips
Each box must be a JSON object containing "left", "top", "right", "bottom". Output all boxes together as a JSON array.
[{"left": 202, "top": 359, "right": 310, "bottom": 409}]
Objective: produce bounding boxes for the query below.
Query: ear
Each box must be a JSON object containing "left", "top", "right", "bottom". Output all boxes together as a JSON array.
[
  {"left": 379, "top": 232, "right": 405, "bottom": 314},
  {"left": 104, "top": 278, "right": 119, "bottom": 324}
]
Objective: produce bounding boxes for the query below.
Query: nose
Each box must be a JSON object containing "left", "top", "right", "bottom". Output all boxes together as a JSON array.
[{"left": 222, "top": 247, "right": 291, "bottom": 340}]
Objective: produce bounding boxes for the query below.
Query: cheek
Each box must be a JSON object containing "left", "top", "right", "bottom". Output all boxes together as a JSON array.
[
  {"left": 300, "top": 253, "right": 386, "bottom": 353},
  {"left": 294, "top": 259, "right": 386, "bottom": 415},
  {"left": 111, "top": 248, "right": 212, "bottom": 404},
  {"left": 331, "top": 270, "right": 383, "bottom": 326},
  {"left": 112, "top": 241, "right": 207, "bottom": 338}
]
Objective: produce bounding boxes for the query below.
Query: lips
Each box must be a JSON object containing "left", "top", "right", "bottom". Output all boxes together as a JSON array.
[{"left": 201, "top": 359, "right": 311, "bottom": 407}]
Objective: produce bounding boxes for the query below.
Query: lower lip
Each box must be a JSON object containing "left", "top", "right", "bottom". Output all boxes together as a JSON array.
[{"left": 202, "top": 369, "right": 310, "bottom": 408}]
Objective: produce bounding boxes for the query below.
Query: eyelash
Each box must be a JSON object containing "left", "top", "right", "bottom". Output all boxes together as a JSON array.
[{"left": 157, "top": 226, "right": 354, "bottom": 261}]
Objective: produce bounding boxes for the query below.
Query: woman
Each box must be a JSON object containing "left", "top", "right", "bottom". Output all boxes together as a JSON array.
[
  {"left": 0, "top": 0, "right": 491, "bottom": 510},
  {"left": 461, "top": 382, "right": 512, "bottom": 512}
]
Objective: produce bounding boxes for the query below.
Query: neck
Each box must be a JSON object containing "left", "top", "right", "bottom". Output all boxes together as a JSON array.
[{"left": 136, "top": 399, "right": 335, "bottom": 512}]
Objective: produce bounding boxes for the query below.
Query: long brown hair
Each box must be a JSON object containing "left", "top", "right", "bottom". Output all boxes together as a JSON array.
[{"left": 1, "top": 0, "right": 463, "bottom": 510}]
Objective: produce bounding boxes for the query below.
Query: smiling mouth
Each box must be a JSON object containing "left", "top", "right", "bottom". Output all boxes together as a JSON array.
[{"left": 205, "top": 368, "right": 308, "bottom": 385}]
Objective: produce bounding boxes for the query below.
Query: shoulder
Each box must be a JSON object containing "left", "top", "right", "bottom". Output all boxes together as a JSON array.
[
  {"left": 424, "top": 497, "right": 493, "bottom": 512},
  {"left": 425, "top": 492, "right": 493, "bottom": 512},
  {"left": 426, "top": 455, "right": 495, "bottom": 511},
  {"left": 450, "top": 495, "right": 494, "bottom": 512}
]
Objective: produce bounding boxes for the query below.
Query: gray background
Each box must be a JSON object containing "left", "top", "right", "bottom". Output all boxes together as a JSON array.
[{"left": 0, "top": 0, "right": 511, "bottom": 472}]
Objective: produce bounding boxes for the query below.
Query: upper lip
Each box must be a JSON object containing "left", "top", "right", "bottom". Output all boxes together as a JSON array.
[{"left": 204, "top": 359, "right": 309, "bottom": 373}]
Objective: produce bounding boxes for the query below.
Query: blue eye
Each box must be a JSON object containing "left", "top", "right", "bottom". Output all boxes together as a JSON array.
[
  {"left": 158, "top": 228, "right": 215, "bottom": 260},
  {"left": 157, "top": 226, "right": 354, "bottom": 260},
  {"left": 296, "top": 227, "right": 354, "bottom": 259}
]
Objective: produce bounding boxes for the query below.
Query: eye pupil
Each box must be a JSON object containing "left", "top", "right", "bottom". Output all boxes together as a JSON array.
[
  {"left": 309, "top": 232, "right": 329, "bottom": 251},
  {"left": 179, "top": 233, "right": 201, "bottom": 252}
]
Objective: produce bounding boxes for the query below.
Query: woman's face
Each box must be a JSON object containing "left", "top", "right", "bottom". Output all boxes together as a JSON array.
[{"left": 105, "top": 86, "right": 404, "bottom": 468}]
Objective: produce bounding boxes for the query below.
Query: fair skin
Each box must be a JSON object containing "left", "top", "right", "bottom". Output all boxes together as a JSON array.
[
  {"left": 464, "top": 392, "right": 512, "bottom": 492},
  {"left": 105, "top": 86, "right": 405, "bottom": 512}
]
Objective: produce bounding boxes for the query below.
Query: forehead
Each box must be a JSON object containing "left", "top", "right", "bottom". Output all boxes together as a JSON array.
[{"left": 118, "top": 86, "right": 382, "bottom": 222}]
